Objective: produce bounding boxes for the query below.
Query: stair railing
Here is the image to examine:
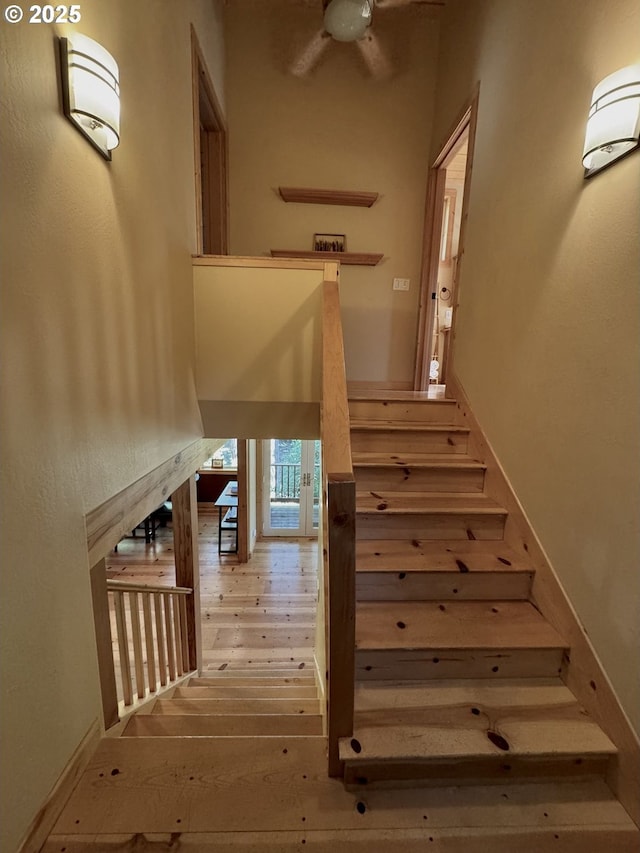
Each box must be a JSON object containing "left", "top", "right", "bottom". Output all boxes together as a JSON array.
[
  {"left": 106, "top": 579, "right": 194, "bottom": 708},
  {"left": 321, "top": 276, "right": 356, "bottom": 776}
]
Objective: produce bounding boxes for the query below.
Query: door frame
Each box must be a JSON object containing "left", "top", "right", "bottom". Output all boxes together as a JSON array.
[
  {"left": 414, "top": 84, "right": 480, "bottom": 390},
  {"left": 262, "top": 439, "right": 319, "bottom": 537},
  {"left": 191, "top": 26, "right": 229, "bottom": 255}
]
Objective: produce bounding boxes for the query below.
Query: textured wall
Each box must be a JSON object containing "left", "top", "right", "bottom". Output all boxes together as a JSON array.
[
  {"left": 0, "top": 3, "right": 225, "bottom": 849},
  {"left": 194, "top": 266, "right": 323, "bottom": 403},
  {"left": 433, "top": 0, "right": 640, "bottom": 731},
  {"left": 225, "top": 0, "right": 440, "bottom": 386}
]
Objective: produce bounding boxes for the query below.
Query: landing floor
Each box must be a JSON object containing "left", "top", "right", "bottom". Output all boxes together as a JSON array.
[
  {"left": 106, "top": 507, "right": 319, "bottom": 676},
  {"left": 45, "top": 745, "right": 638, "bottom": 852},
  {"left": 46, "top": 515, "right": 639, "bottom": 851}
]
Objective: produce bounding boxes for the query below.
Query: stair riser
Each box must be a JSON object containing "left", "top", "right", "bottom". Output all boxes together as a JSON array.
[
  {"left": 354, "top": 466, "right": 485, "bottom": 493},
  {"left": 355, "top": 648, "right": 564, "bottom": 680},
  {"left": 188, "top": 677, "right": 316, "bottom": 687},
  {"left": 356, "top": 512, "right": 506, "bottom": 541},
  {"left": 349, "top": 399, "right": 458, "bottom": 422},
  {"left": 200, "top": 668, "right": 314, "bottom": 678},
  {"left": 153, "top": 698, "right": 320, "bottom": 715},
  {"left": 174, "top": 686, "right": 318, "bottom": 699},
  {"left": 350, "top": 430, "right": 468, "bottom": 455},
  {"left": 343, "top": 755, "right": 610, "bottom": 789},
  {"left": 356, "top": 571, "right": 533, "bottom": 601},
  {"left": 123, "top": 714, "right": 324, "bottom": 737}
]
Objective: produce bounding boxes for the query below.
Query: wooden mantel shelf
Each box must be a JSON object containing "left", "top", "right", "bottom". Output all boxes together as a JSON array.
[
  {"left": 270, "top": 250, "right": 383, "bottom": 266},
  {"left": 278, "top": 187, "right": 379, "bottom": 208}
]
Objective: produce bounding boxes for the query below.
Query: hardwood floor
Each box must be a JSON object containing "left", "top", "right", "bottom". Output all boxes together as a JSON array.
[
  {"left": 106, "top": 507, "right": 319, "bottom": 675},
  {"left": 46, "top": 511, "right": 639, "bottom": 850}
]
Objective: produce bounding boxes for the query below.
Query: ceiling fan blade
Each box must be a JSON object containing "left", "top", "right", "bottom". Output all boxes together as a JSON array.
[
  {"left": 356, "top": 29, "right": 393, "bottom": 80},
  {"left": 290, "top": 29, "right": 332, "bottom": 77}
]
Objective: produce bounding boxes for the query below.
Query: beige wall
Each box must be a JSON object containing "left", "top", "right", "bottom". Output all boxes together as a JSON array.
[
  {"left": 434, "top": 0, "right": 640, "bottom": 731},
  {"left": 0, "top": 3, "right": 225, "bottom": 849},
  {"left": 194, "top": 266, "right": 323, "bottom": 402},
  {"left": 194, "top": 264, "right": 324, "bottom": 438},
  {"left": 225, "top": 0, "right": 440, "bottom": 386}
]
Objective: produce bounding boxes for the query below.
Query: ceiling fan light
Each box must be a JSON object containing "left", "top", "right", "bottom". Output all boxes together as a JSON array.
[{"left": 324, "top": 0, "right": 372, "bottom": 42}]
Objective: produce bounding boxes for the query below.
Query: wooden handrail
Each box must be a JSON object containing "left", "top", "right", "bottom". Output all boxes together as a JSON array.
[
  {"left": 106, "top": 580, "right": 192, "bottom": 595},
  {"left": 321, "top": 277, "right": 356, "bottom": 777}
]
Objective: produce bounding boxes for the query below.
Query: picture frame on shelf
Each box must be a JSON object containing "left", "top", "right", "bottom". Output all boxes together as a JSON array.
[{"left": 313, "top": 233, "right": 346, "bottom": 253}]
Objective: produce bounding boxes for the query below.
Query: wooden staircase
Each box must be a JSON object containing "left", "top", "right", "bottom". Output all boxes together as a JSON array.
[
  {"left": 121, "top": 667, "right": 323, "bottom": 738},
  {"left": 339, "top": 391, "right": 619, "bottom": 790}
]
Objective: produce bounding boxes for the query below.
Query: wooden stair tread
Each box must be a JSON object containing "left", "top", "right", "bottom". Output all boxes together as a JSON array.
[
  {"left": 201, "top": 666, "right": 315, "bottom": 677},
  {"left": 351, "top": 419, "right": 467, "bottom": 433},
  {"left": 356, "top": 492, "right": 506, "bottom": 514},
  {"left": 123, "top": 714, "right": 324, "bottom": 737},
  {"left": 356, "top": 540, "right": 529, "bottom": 573},
  {"left": 353, "top": 452, "right": 485, "bottom": 469},
  {"left": 188, "top": 675, "right": 316, "bottom": 687},
  {"left": 153, "top": 698, "right": 320, "bottom": 715},
  {"left": 340, "top": 678, "right": 616, "bottom": 762},
  {"left": 173, "top": 685, "right": 317, "bottom": 699},
  {"left": 356, "top": 601, "right": 566, "bottom": 650},
  {"left": 349, "top": 391, "right": 456, "bottom": 401}
]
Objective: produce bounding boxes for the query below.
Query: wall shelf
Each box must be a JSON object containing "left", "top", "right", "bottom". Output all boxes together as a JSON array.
[
  {"left": 278, "top": 187, "right": 379, "bottom": 208},
  {"left": 270, "top": 250, "right": 383, "bottom": 266}
]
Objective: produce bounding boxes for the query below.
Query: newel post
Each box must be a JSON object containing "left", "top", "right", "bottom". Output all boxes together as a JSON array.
[
  {"left": 171, "top": 476, "right": 202, "bottom": 673},
  {"left": 327, "top": 474, "right": 356, "bottom": 776}
]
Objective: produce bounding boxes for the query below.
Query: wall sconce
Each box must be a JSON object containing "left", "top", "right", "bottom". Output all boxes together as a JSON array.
[
  {"left": 324, "top": 0, "right": 372, "bottom": 42},
  {"left": 59, "top": 33, "right": 120, "bottom": 160},
  {"left": 583, "top": 65, "right": 640, "bottom": 177}
]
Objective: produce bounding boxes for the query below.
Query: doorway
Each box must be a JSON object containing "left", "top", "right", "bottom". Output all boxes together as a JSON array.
[
  {"left": 192, "top": 27, "right": 228, "bottom": 255},
  {"left": 262, "top": 439, "right": 321, "bottom": 536},
  {"left": 431, "top": 133, "right": 468, "bottom": 385},
  {"left": 414, "top": 88, "right": 479, "bottom": 390}
]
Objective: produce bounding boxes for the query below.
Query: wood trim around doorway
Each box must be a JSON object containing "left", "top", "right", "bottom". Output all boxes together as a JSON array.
[
  {"left": 414, "top": 83, "right": 480, "bottom": 391},
  {"left": 191, "top": 26, "right": 229, "bottom": 255}
]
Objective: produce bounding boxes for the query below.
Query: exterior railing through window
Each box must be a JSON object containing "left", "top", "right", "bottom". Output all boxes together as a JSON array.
[{"left": 271, "top": 463, "right": 301, "bottom": 501}]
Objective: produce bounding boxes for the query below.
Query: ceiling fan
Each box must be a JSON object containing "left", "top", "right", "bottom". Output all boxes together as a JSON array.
[{"left": 291, "top": 0, "right": 444, "bottom": 79}]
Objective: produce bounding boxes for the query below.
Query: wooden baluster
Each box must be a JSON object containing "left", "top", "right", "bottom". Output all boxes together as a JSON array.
[
  {"left": 172, "top": 594, "right": 183, "bottom": 677},
  {"left": 129, "top": 591, "right": 145, "bottom": 700},
  {"left": 154, "top": 593, "right": 167, "bottom": 686},
  {"left": 142, "top": 592, "right": 156, "bottom": 694},
  {"left": 113, "top": 590, "right": 133, "bottom": 706},
  {"left": 179, "top": 595, "right": 190, "bottom": 672},
  {"left": 164, "top": 592, "right": 176, "bottom": 681}
]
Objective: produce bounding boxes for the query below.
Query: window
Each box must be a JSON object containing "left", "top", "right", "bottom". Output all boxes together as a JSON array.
[{"left": 201, "top": 439, "right": 237, "bottom": 470}]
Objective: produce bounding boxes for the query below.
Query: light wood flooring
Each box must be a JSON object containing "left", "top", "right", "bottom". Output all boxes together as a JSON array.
[
  {"left": 105, "top": 507, "right": 319, "bottom": 674},
  {"left": 45, "top": 507, "right": 639, "bottom": 850}
]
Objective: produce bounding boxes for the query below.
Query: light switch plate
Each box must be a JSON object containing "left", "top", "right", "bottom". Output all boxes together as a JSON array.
[{"left": 393, "top": 278, "right": 410, "bottom": 291}]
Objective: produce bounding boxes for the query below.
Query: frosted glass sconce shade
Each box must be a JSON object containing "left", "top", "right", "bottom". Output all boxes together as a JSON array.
[
  {"left": 324, "top": 0, "right": 372, "bottom": 42},
  {"left": 583, "top": 65, "right": 640, "bottom": 177},
  {"left": 59, "top": 33, "right": 120, "bottom": 160}
]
